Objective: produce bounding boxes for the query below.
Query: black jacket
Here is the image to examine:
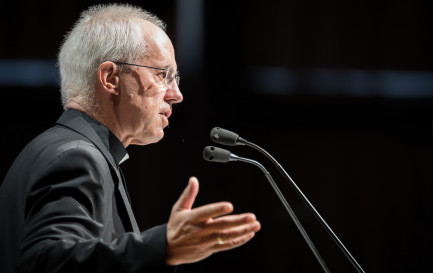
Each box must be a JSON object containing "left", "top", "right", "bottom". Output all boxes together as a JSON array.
[{"left": 0, "top": 110, "right": 171, "bottom": 273}]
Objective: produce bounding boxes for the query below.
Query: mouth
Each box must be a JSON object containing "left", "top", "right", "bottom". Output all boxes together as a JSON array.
[
  {"left": 160, "top": 109, "right": 172, "bottom": 119},
  {"left": 159, "top": 109, "right": 172, "bottom": 127}
]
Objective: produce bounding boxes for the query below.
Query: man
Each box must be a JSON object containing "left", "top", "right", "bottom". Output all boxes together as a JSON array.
[{"left": 0, "top": 4, "right": 260, "bottom": 273}]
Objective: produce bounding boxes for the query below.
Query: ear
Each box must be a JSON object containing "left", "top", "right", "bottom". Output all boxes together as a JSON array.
[{"left": 97, "top": 61, "right": 120, "bottom": 95}]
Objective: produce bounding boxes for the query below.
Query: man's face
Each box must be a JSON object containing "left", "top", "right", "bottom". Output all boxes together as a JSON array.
[{"left": 116, "top": 21, "right": 183, "bottom": 146}]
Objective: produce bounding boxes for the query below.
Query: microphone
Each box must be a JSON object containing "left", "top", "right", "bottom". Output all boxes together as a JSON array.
[
  {"left": 210, "top": 127, "right": 246, "bottom": 146},
  {"left": 203, "top": 146, "right": 331, "bottom": 273},
  {"left": 208, "top": 127, "right": 366, "bottom": 273},
  {"left": 203, "top": 146, "right": 234, "bottom": 162}
]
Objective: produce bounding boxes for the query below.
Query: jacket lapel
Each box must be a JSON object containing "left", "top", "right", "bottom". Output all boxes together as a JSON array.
[{"left": 56, "top": 110, "right": 140, "bottom": 234}]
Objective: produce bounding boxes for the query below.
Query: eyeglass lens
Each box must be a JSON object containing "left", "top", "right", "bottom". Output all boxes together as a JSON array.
[{"left": 165, "top": 68, "right": 180, "bottom": 86}]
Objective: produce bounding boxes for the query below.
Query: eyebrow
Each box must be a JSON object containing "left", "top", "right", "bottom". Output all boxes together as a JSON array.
[{"left": 165, "top": 66, "right": 180, "bottom": 76}]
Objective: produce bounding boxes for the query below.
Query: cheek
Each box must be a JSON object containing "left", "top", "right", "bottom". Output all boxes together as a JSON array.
[
  {"left": 133, "top": 91, "right": 165, "bottom": 126},
  {"left": 141, "top": 100, "right": 156, "bottom": 115},
  {"left": 139, "top": 100, "right": 161, "bottom": 126}
]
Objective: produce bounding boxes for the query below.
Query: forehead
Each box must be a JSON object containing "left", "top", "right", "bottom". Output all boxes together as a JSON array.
[{"left": 139, "top": 20, "right": 176, "bottom": 69}]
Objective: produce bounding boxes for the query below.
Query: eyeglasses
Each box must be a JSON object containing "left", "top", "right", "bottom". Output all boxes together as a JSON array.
[{"left": 113, "top": 61, "right": 180, "bottom": 87}]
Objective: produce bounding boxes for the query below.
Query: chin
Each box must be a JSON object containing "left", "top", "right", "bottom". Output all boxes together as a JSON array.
[
  {"left": 149, "top": 133, "right": 164, "bottom": 144},
  {"left": 136, "top": 129, "right": 165, "bottom": 145}
]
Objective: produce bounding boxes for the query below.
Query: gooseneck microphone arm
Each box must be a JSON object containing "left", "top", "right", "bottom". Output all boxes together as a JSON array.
[
  {"left": 203, "top": 146, "right": 332, "bottom": 273},
  {"left": 210, "top": 127, "right": 366, "bottom": 273}
]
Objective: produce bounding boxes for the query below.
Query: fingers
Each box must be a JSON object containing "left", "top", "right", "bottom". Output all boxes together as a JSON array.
[
  {"left": 173, "top": 177, "right": 199, "bottom": 211},
  {"left": 216, "top": 220, "right": 261, "bottom": 242},
  {"left": 188, "top": 202, "right": 234, "bottom": 222},
  {"left": 213, "top": 231, "right": 257, "bottom": 252},
  {"left": 191, "top": 214, "right": 261, "bottom": 248},
  {"left": 166, "top": 176, "right": 262, "bottom": 265},
  {"left": 204, "top": 213, "right": 257, "bottom": 233}
]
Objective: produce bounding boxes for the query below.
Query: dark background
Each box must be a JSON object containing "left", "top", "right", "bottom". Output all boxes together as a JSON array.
[{"left": 1, "top": 0, "right": 433, "bottom": 272}]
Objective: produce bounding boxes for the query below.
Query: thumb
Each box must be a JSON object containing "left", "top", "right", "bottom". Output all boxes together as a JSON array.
[{"left": 174, "top": 177, "right": 199, "bottom": 211}]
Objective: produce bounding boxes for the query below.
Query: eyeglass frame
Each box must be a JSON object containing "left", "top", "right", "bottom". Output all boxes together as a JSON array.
[{"left": 112, "top": 61, "right": 180, "bottom": 87}]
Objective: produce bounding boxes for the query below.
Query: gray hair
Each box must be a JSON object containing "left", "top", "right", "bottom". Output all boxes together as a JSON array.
[{"left": 58, "top": 3, "right": 166, "bottom": 109}]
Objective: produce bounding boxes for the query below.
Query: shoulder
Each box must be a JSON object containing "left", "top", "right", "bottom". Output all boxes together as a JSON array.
[
  {"left": 5, "top": 125, "right": 115, "bottom": 187},
  {"left": 26, "top": 126, "right": 105, "bottom": 168},
  {"left": 26, "top": 128, "right": 117, "bottom": 199}
]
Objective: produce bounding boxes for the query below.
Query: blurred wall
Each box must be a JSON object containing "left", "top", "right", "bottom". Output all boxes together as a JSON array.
[{"left": 1, "top": 1, "right": 432, "bottom": 272}]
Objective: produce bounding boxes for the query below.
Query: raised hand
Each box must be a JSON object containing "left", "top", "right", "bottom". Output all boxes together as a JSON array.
[{"left": 165, "top": 177, "right": 261, "bottom": 265}]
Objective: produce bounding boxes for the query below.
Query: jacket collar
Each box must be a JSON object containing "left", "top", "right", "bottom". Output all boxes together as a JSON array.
[{"left": 55, "top": 109, "right": 128, "bottom": 167}]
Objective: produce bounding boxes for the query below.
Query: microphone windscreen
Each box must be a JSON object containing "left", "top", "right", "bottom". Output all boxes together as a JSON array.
[
  {"left": 210, "top": 127, "right": 239, "bottom": 146},
  {"left": 203, "top": 146, "right": 232, "bottom": 163}
]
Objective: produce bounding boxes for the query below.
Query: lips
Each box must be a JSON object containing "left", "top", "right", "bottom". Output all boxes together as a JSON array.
[
  {"left": 160, "top": 108, "right": 172, "bottom": 118},
  {"left": 159, "top": 109, "right": 171, "bottom": 128}
]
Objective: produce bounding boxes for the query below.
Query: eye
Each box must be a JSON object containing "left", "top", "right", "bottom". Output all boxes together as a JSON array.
[{"left": 158, "top": 71, "right": 167, "bottom": 78}]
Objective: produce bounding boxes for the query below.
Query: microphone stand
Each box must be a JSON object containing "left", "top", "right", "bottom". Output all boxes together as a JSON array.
[
  {"left": 203, "top": 145, "right": 332, "bottom": 273},
  {"left": 229, "top": 153, "right": 332, "bottom": 273},
  {"left": 238, "top": 139, "right": 366, "bottom": 273}
]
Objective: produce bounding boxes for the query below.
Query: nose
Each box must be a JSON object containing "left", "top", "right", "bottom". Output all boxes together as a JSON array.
[{"left": 164, "top": 82, "right": 183, "bottom": 105}]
